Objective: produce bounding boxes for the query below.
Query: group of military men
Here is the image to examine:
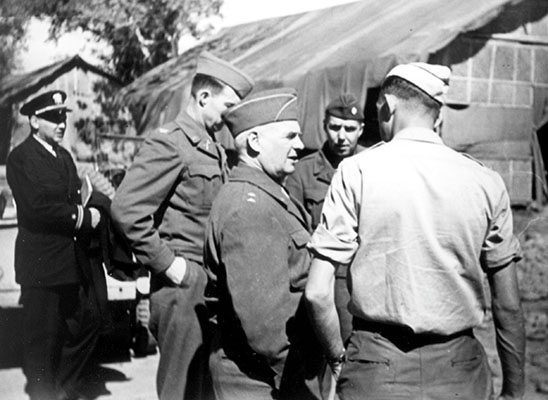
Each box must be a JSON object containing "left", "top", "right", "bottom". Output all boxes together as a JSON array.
[{"left": 8, "top": 50, "right": 525, "bottom": 400}]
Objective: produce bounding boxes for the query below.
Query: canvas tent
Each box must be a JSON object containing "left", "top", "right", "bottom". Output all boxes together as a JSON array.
[{"left": 117, "top": 0, "right": 548, "bottom": 205}]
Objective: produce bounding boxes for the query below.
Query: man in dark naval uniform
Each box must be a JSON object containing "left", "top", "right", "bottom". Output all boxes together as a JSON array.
[
  {"left": 7, "top": 90, "right": 102, "bottom": 400},
  {"left": 111, "top": 52, "right": 253, "bottom": 400},
  {"left": 286, "top": 93, "right": 364, "bottom": 343}
]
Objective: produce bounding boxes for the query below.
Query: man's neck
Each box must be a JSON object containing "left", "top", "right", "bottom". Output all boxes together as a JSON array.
[
  {"left": 185, "top": 101, "right": 216, "bottom": 140},
  {"left": 323, "top": 144, "right": 347, "bottom": 169},
  {"left": 33, "top": 134, "right": 57, "bottom": 156}
]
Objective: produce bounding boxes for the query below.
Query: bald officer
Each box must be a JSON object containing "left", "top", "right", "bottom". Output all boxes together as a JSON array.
[
  {"left": 305, "top": 63, "right": 525, "bottom": 399},
  {"left": 286, "top": 93, "right": 364, "bottom": 343},
  {"left": 7, "top": 91, "right": 102, "bottom": 400},
  {"left": 111, "top": 52, "right": 253, "bottom": 400},
  {"left": 204, "top": 89, "right": 321, "bottom": 400}
]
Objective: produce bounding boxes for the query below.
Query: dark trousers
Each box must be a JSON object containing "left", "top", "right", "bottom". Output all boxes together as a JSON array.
[
  {"left": 149, "top": 261, "right": 212, "bottom": 400},
  {"left": 334, "top": 264, "right": 352, "bottom": 343},
  {"left": 338, "top": 329, "right": 493, "bottom": 400},
  {"left": 20, "top": 283, "right": 101, "bottom": 400}
]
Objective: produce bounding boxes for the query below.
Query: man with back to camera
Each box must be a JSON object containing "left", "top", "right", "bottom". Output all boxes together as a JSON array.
[
  {"left": 110, "top": 52, "right": 253, "bottom": 400},
  {"left": 7, "top": 90, "right": 102, "bottom": 400},
  {"left": 204, "top": 88, "right": 323, "bottom": 400},
  {"left": 286, "top": 93, "right": 364, "bottom": 343},
  {"left": 305, "top": 62, "right": 525, "bottom": 399}
]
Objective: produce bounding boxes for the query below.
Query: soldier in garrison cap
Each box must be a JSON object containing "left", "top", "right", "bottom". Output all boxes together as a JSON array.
[
  {"left": 204, "top": 88, "right": 323, "bottom": 400},
  {"left": 306, "top": 63, "right": 525, "bottom": 399},
  {"left": 7, "top": 90, "right": 103, "bottom": 400},
  {"left": 111, "top": 52, "right": 253, "bottom": 400},
  {"left": 286, "top": 93, "right": 365, "bottom": 344}
]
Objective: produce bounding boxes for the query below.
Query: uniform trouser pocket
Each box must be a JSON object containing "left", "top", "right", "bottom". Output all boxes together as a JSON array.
[{"left": 338, "top": 330, "right": 493, "bottom": 400}]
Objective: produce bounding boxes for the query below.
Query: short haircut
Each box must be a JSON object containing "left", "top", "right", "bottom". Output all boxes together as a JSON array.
[
  {"left": 190, "top": 73, "right": 226, "bottom": 98},
  {"left": 381, "top": 76, "right": 441, "bottom": 120}
]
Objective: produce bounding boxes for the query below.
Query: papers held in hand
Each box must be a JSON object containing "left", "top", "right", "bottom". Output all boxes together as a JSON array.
[{"left": 81, "top": 175, "right": 93, "bottom": 207}]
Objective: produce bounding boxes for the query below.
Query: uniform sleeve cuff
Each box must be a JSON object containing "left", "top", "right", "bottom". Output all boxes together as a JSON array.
[
  {"left": 308, "top": 224, "right": 358, "bottom": 265},
  {"left": 149, "top": 247, "right": 176, "bottom": 275},
  {"left": 74, "top": 205, "right": 84, "bottom": 230}
]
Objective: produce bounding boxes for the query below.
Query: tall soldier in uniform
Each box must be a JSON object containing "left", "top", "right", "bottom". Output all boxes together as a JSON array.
[
  {"left": 111, "top": 52, "right": 253, "bottom": 400},
  {"left": 305, "top": 63, "right": 525, "bottom": 399},
  {"left": 286, "top": 93, "right": 364, "bottom": 343},
  {"left": 7, "top": 91, "right": 102, "bottom": 400}
]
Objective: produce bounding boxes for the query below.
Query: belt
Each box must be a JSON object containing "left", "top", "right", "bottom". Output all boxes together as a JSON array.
[{"left": 353, "top": 319, "right": 473, "bottom": 351}]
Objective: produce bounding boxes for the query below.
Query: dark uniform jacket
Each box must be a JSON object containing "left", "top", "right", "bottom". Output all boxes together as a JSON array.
[
  {"left": 204, "top": 164, "right": 316, "bottom": 389},
  {"left": 111, "top": 110, "right": 228, "bottom": 276},
  {"left": 285, "top": 144, "right": 335, "bottom": 232},
  {"left": 286, "top": 143, "right": 365, "bottom": 232},
  {"left": 6, "top": 135, "right": 93, "bottom": 287}
]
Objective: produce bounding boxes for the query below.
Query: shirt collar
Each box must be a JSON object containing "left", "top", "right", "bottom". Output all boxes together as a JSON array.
[
  {"left": 393, "top": 127, "right": 443, "bottom": 145},
  {"left": 33, "top": 134, "right": 57, "bottom": 157},
  {"left": 174, "top": 109, "right": 220, "bottom": 156},
  {"left": 174, "top": 109, "right": 209, "bottom": 144},
  {"left": 230, "top": 164, "right": 290, "bottom": 208}
]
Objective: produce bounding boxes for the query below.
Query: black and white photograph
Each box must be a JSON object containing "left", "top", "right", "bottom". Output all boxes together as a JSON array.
[{"left": 1, "top": 0, "right": 548, "bottom": 399}]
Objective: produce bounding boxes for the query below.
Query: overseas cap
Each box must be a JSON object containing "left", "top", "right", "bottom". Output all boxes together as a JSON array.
[
  {"left": 385, "top": 62, "right": 451, "bottom": 105},
  {"left": 222, "top": 88, "right": 298, "bottom": 137},
  {"left": 20, "top": 90, "right": 71, "bottom": 116},
  {"left": 325, "top": 93, "right": 364, "bottom": 121},
  {"left": 196, "top": 51, "right": 254, "bottom": 99}
]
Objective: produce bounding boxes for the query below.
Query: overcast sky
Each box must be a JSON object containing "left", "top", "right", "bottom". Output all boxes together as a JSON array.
[{"left": 17, "top": 0, "right": 357, "bottom": 73}]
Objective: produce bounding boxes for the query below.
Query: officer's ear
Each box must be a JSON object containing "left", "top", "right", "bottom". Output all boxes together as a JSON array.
[
  {"left": 434, "top": 112, "right": 443, "bottom": 134},
  {"left": 247, "top": 131, "right": 260, "bottom": 154},
  {"left": 378, "top": 94, "right": 396, "bottom": 123},
  {"left": 29, "top": 115, "right": 40, "bottom": 130},
  {"left": 197, "top": 89, "right": 211, "bottom": 108}
]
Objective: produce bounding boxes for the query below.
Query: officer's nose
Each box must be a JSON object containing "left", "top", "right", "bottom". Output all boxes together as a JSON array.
[{"left": 294, "top": 135, "right": 304, "bottom": 151}]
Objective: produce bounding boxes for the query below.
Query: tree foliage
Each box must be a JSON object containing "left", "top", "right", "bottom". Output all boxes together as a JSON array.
[
  {"left": 27, "top": 0, "right": 223, "bottom": 84},
  {"left": 0, "top": 0, "right": 30, "bottom": 79}
]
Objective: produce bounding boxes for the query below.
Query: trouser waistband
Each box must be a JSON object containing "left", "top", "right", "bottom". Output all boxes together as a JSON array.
[{"left": 353, "top": 318, "right": 473, "bottom": 351}]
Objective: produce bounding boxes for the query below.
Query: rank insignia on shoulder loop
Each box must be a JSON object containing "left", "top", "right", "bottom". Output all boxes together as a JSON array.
[{"left": 246, "top": 192, "right": 256, "bottom": 203}]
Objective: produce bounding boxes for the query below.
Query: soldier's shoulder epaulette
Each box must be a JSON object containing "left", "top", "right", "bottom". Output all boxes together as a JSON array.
[
  {"left": 156, "top": 121, "right": 179, "bottom": 135},
  {"left": 366, "top": 141, "right": 386, "bottom": 151},
  {"left": 460, "top": 152, "right": 485, "bottom": 167}
]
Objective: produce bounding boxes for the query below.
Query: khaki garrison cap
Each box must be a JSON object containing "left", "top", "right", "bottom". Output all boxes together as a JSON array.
[
  {"left": 222, "top": 88, "right": 299, "bottom": 137},
  {"left": 385, "top": 62, "right": 451, "bottom": 105},
  {"left": 196, "top": 51, "right": 254, "bottom": 99}
]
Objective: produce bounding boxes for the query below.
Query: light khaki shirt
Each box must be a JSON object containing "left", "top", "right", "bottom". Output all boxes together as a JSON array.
[{"left": 308, "top": 128, "right": 521, "bottom": 335}]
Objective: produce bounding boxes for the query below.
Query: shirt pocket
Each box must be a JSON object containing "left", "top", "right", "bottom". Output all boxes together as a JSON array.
[
  {"left": 288, "top": 229, "right": 311, "bottom": 291},
  {"left": 180, "top": 164, "right": 223, "bottom": 207}
]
